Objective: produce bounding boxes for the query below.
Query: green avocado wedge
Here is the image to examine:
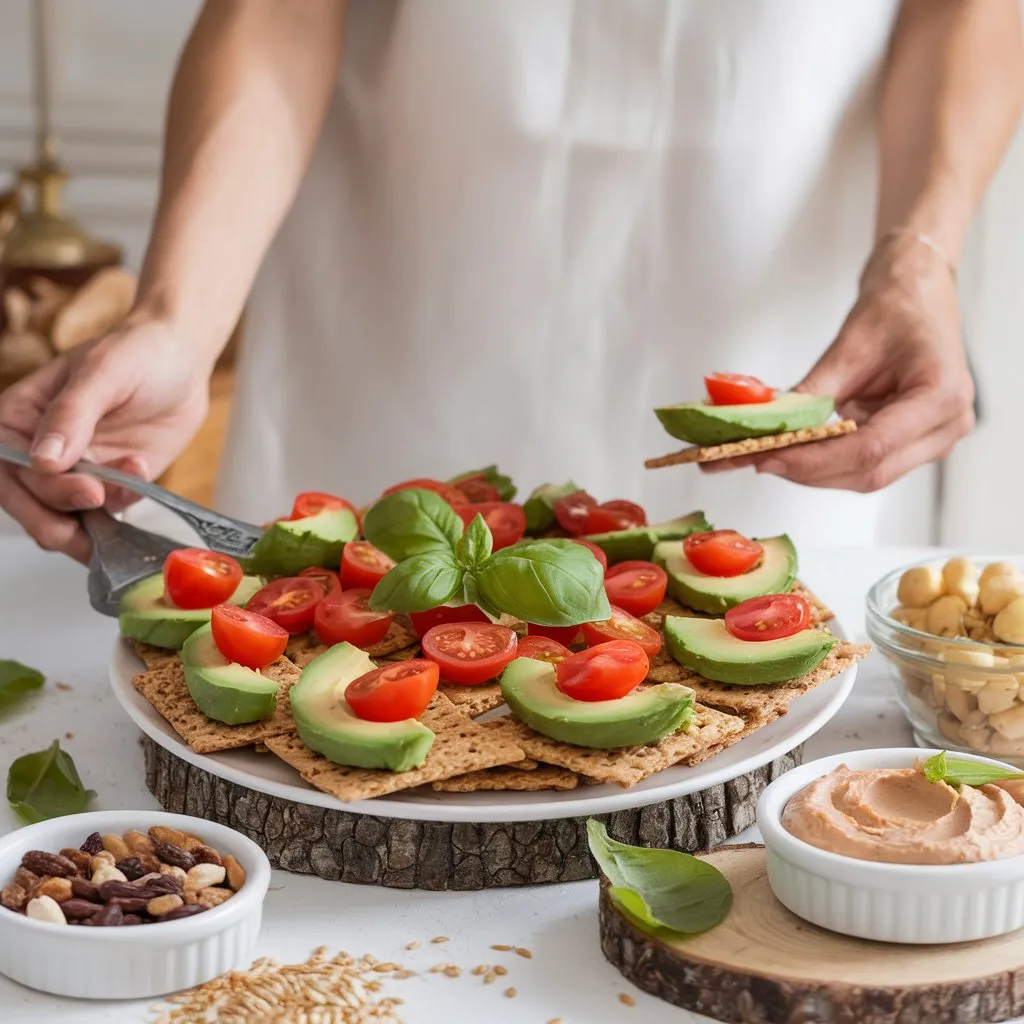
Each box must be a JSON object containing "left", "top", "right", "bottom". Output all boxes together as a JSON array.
[
  {"left": 664, "top": 616, "right": 835, "bottom": 685},
  {"left": 243, "top": 507, "right": 358, "bottom": 577},
  {"left": 522, "top": 481, "right": 579, "bottom": 534},
  {"left": 584, "top": 511, "right": 711, "bottom": 565},
  {"left": 118, "top": 573, "right": 263, "bottom": 650},
  {"left": 180, "top": 625, "right": 280, "bottom": 724},
  {"left": 290, "top": 643, "right": 435, "bottom": 772},
  {"left": 500, "top": 657, "right": 694, "bottom": 749},
  {"left": 654, "top": 392, "right": 834, "bottom": 446},
  {"left": 654, "top": 535, "right": 797, "bottom": 614}
]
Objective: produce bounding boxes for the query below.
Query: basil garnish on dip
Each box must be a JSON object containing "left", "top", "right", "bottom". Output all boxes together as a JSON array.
[
  {"left": 587, "top": 820, "right": 732, "bottom": 937},
  {"left": 364, "top": 490, "right": 609, "bottom": 626},
  {"left": 7, "top": 740, "right": 95, "bottom": 824},
  {"left": 0, "top": 660, "right": 44, "bottom": 716},
  {"left": 923, "top": 750, "right": 1024, "bottom": 788}
]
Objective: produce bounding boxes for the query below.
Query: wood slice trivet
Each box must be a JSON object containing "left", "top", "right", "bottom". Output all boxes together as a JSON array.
[
  {"left": 600, "top": 844, "right": 1024, "bottom": 1024},
  {"left": 142, "top": 736, "right": 800, "bottom": 891}
]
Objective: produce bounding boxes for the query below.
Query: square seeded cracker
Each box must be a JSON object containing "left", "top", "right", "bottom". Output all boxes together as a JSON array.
[
  {"left": 284, "top": 615, "right": 418, "bottom": 669},
  {"left": 130, "top": 641, "right": 180, "bottom": 671},
  {"left": 645, "top": 419, "right": 857, "bottom": 468},
  {"left": 262, "top": 695, "right": 526, "bottom": 801},
  {"left": 131, "top": 656, "right": 300, "bottom": 754},
  {"left": 439, "top": 683, "right": 506, "bottom": 717},
  {"left": 431, "top": 764, "right": 579, "bottom": 793}
]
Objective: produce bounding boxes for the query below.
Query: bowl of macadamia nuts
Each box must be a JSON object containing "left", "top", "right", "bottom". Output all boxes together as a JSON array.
[{"left": 866, "top": 557, "right": 1024, "bottom": 764}]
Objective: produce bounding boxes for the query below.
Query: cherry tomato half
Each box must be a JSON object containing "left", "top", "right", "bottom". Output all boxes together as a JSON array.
[
  {"left": 453, "top": 474, "right": 502, "bottom": 503},
  {"left": 456, "top": 502, "right": 526, "bottom": 550},
  {"left": 553, "top": 491, "right": 597, "bottom": 535},
  {"left": 517, "top": 635, "right": 573, "bottom": 664},
  {"left": 290, "top": 491, "right": 359, "bottom": 521},
  {"left": 314, "top": 589, "right": 394, "bottom": 648},
  {"left": 555, "top": 640, "right": 650, "bottom": 702},
  {"left": 163, "top": 549, "right": 243, "bottom": 610},
  {"left": 725, "top": 594, "right": 811, "bottom": 642},
  {"left": 584, "top": 499, "right": 647, "bottom": 534},
  {"left": 246, "top": 577, "right": 324, "bottom": 634},
  {"left": 571, "top": 538, "right": 609, "bottom": 571},
  {"left": 381, "top": 478, "right": 468, "bottom": 506},
  {"left": 421, "top": 622, "right": 518, "bottom": 685},
  {"left": 210, "top": 605, "right": 288, "bottom": 670},
  {"left": 527, "top": 622, "right": 581, "bottom": 646},
  {"left": 581, "top": 606, "right": 663, "bottom": 658},
  {"left": 683, "top": 530, "right": 764, "bottom": 578},
  {"left": 704, "top": 372, "right": 774, "bottom": 405},
  {"left": 604, "top": 560, "right": 668, "bottom": 618},
  {"left": 340, "top": 541, "right": 395, "bottom": 590},
  {"left": 298, "top": 566, "right": 342, "bottom": 598},
  {"left": 408, "top": 604, "right": 489, "bottom": 639},
  {"left": 345, "top": 659, "right": 439, "bottom": 723}
]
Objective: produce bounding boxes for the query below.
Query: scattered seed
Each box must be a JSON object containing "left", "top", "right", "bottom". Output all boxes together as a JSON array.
[
  {"left": 493, "top": 964, "right": 508, "bottom": 977},
  {"left": 405, "top": 940, "right": 421, "bottom": 951},
  {"left": 443, "top": 966, "right": 461, "bottom": 978},
  {"left": 504, "top": 987, "right": 517, "bottom": 999},
  {"left": 547, "top": 1019, "right": 563, "bottom": 1024},
  {"left": 55, "top": 682, "right": 72, "bottom": 692},
  {"left": 515, "top": 947, "right": 533, "bottom": 959},
  {"left": 393, "top": 969, "right": 417, "bottom": 980},
  {"left": 471, "top": 965, "right": 490, "bottom": 976},
  {"left": 430, "top": 936, "right": 449, "bottom": 944},
  {"left": 374, "top": 962, "right": 402, "bottom": 973},
  {"left": 483, "top": 971, "right": 498, "bottom": 985},
  {"left": 491, "top": 944, "right": 513, "bottom": 951},
  {"left": 619, "top": 992, "right": 636, "bottom": 1007}
]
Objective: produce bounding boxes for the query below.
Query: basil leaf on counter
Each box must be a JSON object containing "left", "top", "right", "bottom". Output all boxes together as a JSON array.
[
  {"left": 0, "top": 660, "right": 44, "bottom": 715},
  {"left": 449, "top": 465, "right": 517, "bottom": 502},
  {"left": 369, "top": 551, "right": 463, "bottom": 613},
  {"left": 923, "top": 750, "right": 1024, "bottom": 787},
  {"left": 587, "top": 820, "right": 732, "bottom": 936},
  {"left": 362, "top": 489, "right": 462, "bottom": 562},
  {"left": 456, "top": 514, "right": 493, "bottom": 570},
  {"left": 475, "top": 538, "right": 609, "bottom": 626},
  {"left": 523, "top": 480, "right": 579, "bottom": 534},
  {"left": 8, "top": 740, "right": 95, "bottom": 824}
]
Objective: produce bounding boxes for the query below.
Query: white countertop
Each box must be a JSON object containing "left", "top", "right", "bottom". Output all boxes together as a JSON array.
[{"left": 0, "top": 540, "right": 933, "bottom": 1024}]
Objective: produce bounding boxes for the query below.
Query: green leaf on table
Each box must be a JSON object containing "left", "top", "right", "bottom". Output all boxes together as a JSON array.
[
  {"left": 369, "top": 551, "right": 464, "bottom": 613},
  {"left": 7, "top": 740, "right": 95, "bottom": 824},
  {"left": 456, "top": 514, "right": 493, "bottom": 570},
  {"left": 0, "top": 660, "right": 44, "bottom": 715},
  {"left": 522, "top": 481, "right": 579, "bottom": 534},
  {"left": 923, "top": 750, "right": 1024, "bottom": 788},
  {"left": 449, "top": 466, "right": 518, "bottom": 502},
  {"left": 362, "top": 489, "right": 462, "bottom": 562},
  {"left": 587, "top": 819, "right": 732, "bottom": 936}
]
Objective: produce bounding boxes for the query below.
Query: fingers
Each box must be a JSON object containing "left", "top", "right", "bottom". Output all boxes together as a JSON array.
[
  {"left": 792, "top": 316, "right": 871, "bottom": 404},
  {"left": 0, "top": 467, "right": 92, "bottom": 563},
  {"left": 15, "top": 454, "right": 147, "bottom": 514}
]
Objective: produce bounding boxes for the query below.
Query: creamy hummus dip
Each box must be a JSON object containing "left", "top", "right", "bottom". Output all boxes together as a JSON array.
[{"left": 782, "top": 765, "right": 1024, "bottom": 864}]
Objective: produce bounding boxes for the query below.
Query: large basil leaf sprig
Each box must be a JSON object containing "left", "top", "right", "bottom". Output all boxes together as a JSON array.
[{"left": 364, "top": 490, "right": 608, "bottom": 625}]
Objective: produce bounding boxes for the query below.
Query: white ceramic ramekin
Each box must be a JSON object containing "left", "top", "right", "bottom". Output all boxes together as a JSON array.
[
  {"left": 0, "top": 810, "right": 270, "bottom": 999},
  {"left": 757, "top": 747, "right": 1024, "bottom": 944}
]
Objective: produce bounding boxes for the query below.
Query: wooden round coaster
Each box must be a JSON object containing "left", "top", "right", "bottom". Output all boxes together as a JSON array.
[
  {"left": 599, "top": 844, "right": 1024, "bottom": 1024},
  {"left": 141, "top": 737, "right": 800, "bottom": 891}
]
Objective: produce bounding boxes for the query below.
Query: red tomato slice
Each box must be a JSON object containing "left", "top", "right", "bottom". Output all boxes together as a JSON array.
[
  {"left": 163, "top": 549, "right": 243, "bottom": 610},
  {"left": 453, "top": 474, "right": 502, "bottom": 503},
  {"left": 314, "top": 589, "right": 394, "bottom": 648},
  {"left": 553, "top": 491, "right": 598, "bottom": 536},
  {"left": 345, "top": 660, "right": 439, "bottom": 723},
  {"left": 409, "top": 604, "right": 489, "bottom": 639},
  {"left": 683, "top": 530, "right": 764, "bottom": 578},
  {"left": 604, "top": 560, "right": 668, "bottom": 618},
  {"left": 456, "top": 502, "right": 526, "bottom": 550},
  {"left": 381, "top": 479, "right": 468, "bottom": 506},
  {"left": 517, "top": 635, "right": 573, "bottom": 664},
  {"left": 421, "top": 622, "right": 518, "bottom": 685},
  {"left": 581, "top": 606, "right": 663, "bottom": 658},
  {"left": 340, "top": 541, "right": 396, "bottom": 590},
  {"left": 210, "top": 605, "right": 288, "bottom": 670},
  {"left": 583, "top": 499, "right": 647, "bottom": 534},
  {"left": 704, "top": 373, "right": 774, "bottom": 405},
  {"left": 246, "top": 577, "right": 324, "bottom": 634},
  {"left": 527, "top": 622, "right": 581, "bottom": 645},
  {"left": 298, "top": 567, "right": 342, "bottom": 598},
  {"left": 725, "top": 594, "right": 811, "bottom": 642},
  {"left": 290, "top": 491, "right": 359, "bottom": 521},
  {"left": 570, "top": 538, "right": 608, "bottom": 571},
  {"left": 555, "top": 640, "right": 650, "bottom": 702}
]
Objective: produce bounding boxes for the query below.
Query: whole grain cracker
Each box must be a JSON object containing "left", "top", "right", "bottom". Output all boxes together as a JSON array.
[
  {"left": 284, "top": 616, "right": 418, "bottom": 669},
  {"left": 792, "top": 580, "right": 834, "bottom": 624},
  {"left": 130, "top": 641, "right": 179, "bottom": 671},
  {"left": 262, "top": 694, "right": 525, "bottom": 801},
  {"left": 645, "top": 418, "right": 857, "bottom": 467},
  {"left": 439, "top": 682, "right": 506, "bottom": 717},
  {"left": 131, "top": 657, "right": 300, "bottom": 754},
  {"left": 431, "top": 764, "right": 579, "bottom": 793}
]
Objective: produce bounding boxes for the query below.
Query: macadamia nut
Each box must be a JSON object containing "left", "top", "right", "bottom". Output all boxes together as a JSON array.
[
  {"left": 981, "top": 574, "right": 1024, "bottom": 617},
  {"left": 897, "top": 565, "right": 945, "bottom": 608},
  {"left": 926, "top": 595, "right": 968, "bottom": 638},
  {"left": 994, "top": 596, "right": 1024, "bottom": 644},
  {"left": 943, "top": 557, "right": 981, "bottom": 607}
]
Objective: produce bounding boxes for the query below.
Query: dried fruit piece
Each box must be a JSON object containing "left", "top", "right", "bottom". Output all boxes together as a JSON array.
[
  {"left": 101, "top": 834, "right": 131, "bottom": 861},
  {"left": 161, "top": 903, "right": 207, "bottom": 921},
  {"left": 151, "top": 838, "right": 196, "bottom": 871},
  {"left": 190, "top": 845, "right": 223, "bottom": 867},
  {"left": 107, "top": 896, "right": 149, "bottom": 914},
  {"left": 194, "top": 886, "right": 233, "bottom": 909},
  {"left": 158, "top": 864, "right": 187, "bottom": 884},
  {"left": 123, "top": 830, "right": 155, "bottom": 857},
  {"left": 13, "top": 867, "right": 39, "bottom": 891},
  {"left": 115, "top": 857, "right": 146, "bottom": 881},
  {"left": 91, "top": 904, "right": 124, "bottom": 927},
  {"left": 69, "top": 877, "right": 100, "bottom": 901},
  {"left": 59, "top": 848, "right": 92, "bottom": 875},
  {"left": 61, "top": 898, "right": 102, "bottom": 921},
  {"left": 147, "top": 893, "right": 184, "bottom": 917},
  {"left": 223, "top": 855, "right": 246, "bottom": 891},
  {"left": 149, "top": 825, "right": 203, "bottom": 852},
  {"left": 121, "top": 914, "right": 143, "bottom": 925},
  {"left": 21, "top": 850, "right": 77, "bottom": 877},
  {"left": 185, "top": 863, "right": 226, "bottom": 889},
  {"left": 26, "top": 894, "right": 66, "bottom": 924},
  {"left": 80, "top": 832, "right": 104, "bottom": 855},
  {"left": 0, "top": 883, "right": 28, "bottom": 912},
  {"left": 33, "top": 877, "right": 73, "bottom": 903}
]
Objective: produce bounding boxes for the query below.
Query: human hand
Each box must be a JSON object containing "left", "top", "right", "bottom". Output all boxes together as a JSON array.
[
  {"left": 0, "top": 317, "right": 212, "bottom": 562},
  {"left": 705, "top": 237, "right": 976, "bottom": 491}
]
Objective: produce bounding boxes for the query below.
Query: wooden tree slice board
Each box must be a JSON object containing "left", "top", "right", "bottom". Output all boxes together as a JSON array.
[
  {"left": 142, "top": 736, "right": 800, "bottom": 891},
  {"left": 599, "top": 844, "right": 1024, "bottom": 1024}
]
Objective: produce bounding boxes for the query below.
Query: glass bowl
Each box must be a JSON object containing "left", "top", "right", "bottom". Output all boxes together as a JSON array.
[{"left": 866, "top": 556, "right": 1024, "bottom": 766}]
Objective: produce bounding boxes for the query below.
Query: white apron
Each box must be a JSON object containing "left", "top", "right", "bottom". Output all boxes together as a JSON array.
[{"left": 218, "top": 0, "right": 937, "bottom": 549}]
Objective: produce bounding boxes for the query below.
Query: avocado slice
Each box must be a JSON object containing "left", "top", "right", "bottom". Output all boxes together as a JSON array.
[
  {"left": 118, "top": 573, "right": 263, "bottom": 650},
  {"left": 289, "top": 643, "right": 435, "bottom": 772},
  {"left": 654, "top": 535, "right": 797, "bottom": 614},
  {"left": 500, "top": 657, "right": 694, "bottom": 749},
  {"left": 180, "top": 624, "right": 280, "bottom": 724},
  {"left": 244, "top": 507, "right": 358, "bottom": 577},
  {"left": 523, "top": 481, "right": 579, "bottom": 533},
  {"left": 654, "top": 392, "right": 834, "bottom": 446},
  {"left": 664, "top": 616, "right": 834, "bottom": 685},
  {"left": 584, "top": 511, "right": 711, "bottom": 565}
]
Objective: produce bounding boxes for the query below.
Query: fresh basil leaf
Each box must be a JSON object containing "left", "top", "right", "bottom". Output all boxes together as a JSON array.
[
  {"left": 476, "top": 538, "right": 609, "bottom": 626},
  {"left": 0, "top": 660, "right": 44, "bottom": 715},
  {"left": 456, "top": 514, "right": 493, "bottom": 569},
  {"left": 7, "top": 740, "right": 95, "bottom": 824},
  {"left": 587, "top": 820, "right": 732, "bottom": 936},
  {"left": 369, "top": 551, "right": 463, "bottom": 613},
  {"left": 923, "top": 750, "right": 1024, "bottom": 787},
  {"left": 449, "top": 466, "right": 517, "bottom": 502},
  {"left": 523, "top": 481, "right": 579, "bottom": 534},
  {"left": 362, "top": 489, "right": 462, "bottom": 562}
]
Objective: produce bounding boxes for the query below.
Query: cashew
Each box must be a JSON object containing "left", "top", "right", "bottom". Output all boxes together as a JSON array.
[
  {"left": 978, "top": 678, "right": 1020, "bottom": 716},
  {"left": 926, "top": 595, "right": 968, "bottom": 638},
  {"left": 958, "top": 722, "right": 993, "bottom": 752},
  {"left": 994, "top": 596, "right": 1024, "bottom": 644},
  {"left": 185, "top": 863, "right": 226, "bottom": 889},
  {"left": 901, "top": 669, "right": 926, "bottom": 699},
  {"left": 981, "top": 575, "right": 1024, "bottom": 617},
  {"left": 930, "top": 675, "right": 947, "bottom": 707},
  {"left": 892, "top": 606, "right": 928, "bottom": 631},
  {"left": 980, "top": 561, "right": 1020, "bottom": 588},
  {"left": 989, "top": 703, "right": 1024, "bottom": 741},
  {"left": 91, "top": 864, "right": 127, "bottom": 887},
  {"left": 943, "top": 557, "right": 981, "bottom": 607},
  {"left": 987, "top": 731, "right": 1024, "bottom": 757},
  {"left": 938, "top": 647, "right": 993, "bottom": 693},
  {"left": 938, "top": 712, "right": 963, "bottom": 743},
  {"left": 944, "top": 683, "right": 978, "bottom": 723},
  {"left": 26, "top": 895, "right": 66, "bottom": 925},
  {"left": 897, "top": 566, "right": 945, "bottom": 608}
]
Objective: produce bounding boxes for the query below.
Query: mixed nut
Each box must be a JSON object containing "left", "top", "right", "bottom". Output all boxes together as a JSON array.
[{"left": 0, "top": 825, "right": 246, "bottom": 927}]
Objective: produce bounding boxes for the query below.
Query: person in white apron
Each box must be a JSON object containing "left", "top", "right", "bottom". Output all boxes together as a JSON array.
[{"left": 1, "top": 0, "right": 1020, "bottom": 561}]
